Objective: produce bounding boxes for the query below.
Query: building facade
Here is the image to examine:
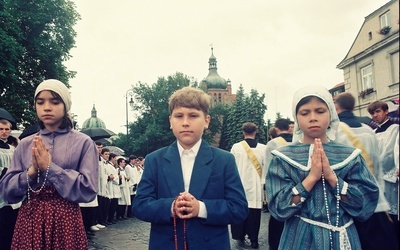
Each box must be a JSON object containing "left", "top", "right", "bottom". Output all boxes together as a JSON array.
[
  {"left": 337, "top": 0, "right": 399, "bottom": 116},
  {"left": 199, "top": 48, "right": 235, "bottom": 106}
]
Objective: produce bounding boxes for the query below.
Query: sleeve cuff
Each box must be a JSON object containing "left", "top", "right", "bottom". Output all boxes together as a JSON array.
[
  {"left": 198, "top": 200, "right": 207, "bottom": 218},
  {"left": 341, "top": 181, "right": 348, "bottom": 195},
  {"left": 292, "top": 183, "right": 311, "bottom": 205}
]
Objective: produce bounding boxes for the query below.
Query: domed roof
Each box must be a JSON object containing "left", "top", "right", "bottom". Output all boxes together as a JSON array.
[
  {"left": 82, "top": 104, "right": 106, "bottom": 129},
  {"left": 201, "top": 47, "right": 227, "bottom": 90}
]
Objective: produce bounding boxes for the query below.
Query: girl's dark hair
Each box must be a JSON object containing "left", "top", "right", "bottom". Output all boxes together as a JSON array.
[
  {"left": 295, "top": 96, "right": 325, "bottom": 114},
  {"left": 35, "top": 90, "right": 73, "bottom": 129}
]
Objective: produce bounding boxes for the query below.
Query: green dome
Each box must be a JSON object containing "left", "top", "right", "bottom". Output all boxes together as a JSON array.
[
  {"left": 82, "top": 105, "right": 106, "bottom": 129},
  {"left": 201, "top": 48, "right": 227, "bottom": 90}
]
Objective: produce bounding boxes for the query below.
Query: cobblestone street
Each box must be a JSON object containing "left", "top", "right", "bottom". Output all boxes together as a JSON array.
[{"left": 88, "top": 211, "right": 270, "bottom": 250}]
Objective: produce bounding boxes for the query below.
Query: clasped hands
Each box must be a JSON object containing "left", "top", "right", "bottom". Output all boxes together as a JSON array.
[
  {"left": 309, "top": 138, "right": 337, "bottom": 187},
  {"left": 28, "top": 136, "right": 51, "bottom": 178},
  {"left": 173, "top": 192, "right": 200, "bottom": 219}
]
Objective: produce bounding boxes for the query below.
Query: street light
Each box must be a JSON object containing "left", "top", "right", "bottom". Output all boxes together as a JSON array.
[{"left": 125, "top": 89, "right": 134, "bottom": 155}]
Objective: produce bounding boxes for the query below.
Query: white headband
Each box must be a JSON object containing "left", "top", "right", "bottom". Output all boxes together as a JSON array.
[
  {"left": 292, "top": 85, "right": 339, "bottom": 142},
  {"left": 34, "top": 79, "right": 72, "bottom": 112}
]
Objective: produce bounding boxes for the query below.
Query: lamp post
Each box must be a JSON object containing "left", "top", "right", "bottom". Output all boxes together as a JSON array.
[{"left": 125, "top": 89, "right": 134, "bottom": 155}]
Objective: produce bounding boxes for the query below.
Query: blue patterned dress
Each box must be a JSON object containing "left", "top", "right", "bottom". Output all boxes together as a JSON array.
[{"left": 266, "top": 141, "right": 379, "bottom": 250}]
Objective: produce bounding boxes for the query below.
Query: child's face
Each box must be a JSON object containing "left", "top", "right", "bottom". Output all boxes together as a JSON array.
[
  {"left": 169, "top": 106, "right": 210, "bottom": 150},
  {"left": 370, "top": 108, "right": 388, "bottom": 124},
  {"left": 35, "top": 90, "right": 65, "bottom": 131},
  {"left": 296, "top": 97, "right": 330, "bottom": 144}
]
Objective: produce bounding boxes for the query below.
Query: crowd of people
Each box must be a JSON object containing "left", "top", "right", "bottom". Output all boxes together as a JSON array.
[
  {"left": 79, "top": 142, "right": 145, "bottom": 238},
  {"left": 0, "top": 80, "right": 398, "bottom": 250}
]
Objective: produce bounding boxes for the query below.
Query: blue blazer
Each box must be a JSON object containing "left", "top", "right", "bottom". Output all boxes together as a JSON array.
[{"left": 133, "top": 140, "right": 248, "bottom": 250}]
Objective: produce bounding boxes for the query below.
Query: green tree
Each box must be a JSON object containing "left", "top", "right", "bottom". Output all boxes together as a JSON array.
[
  {"left": 220, "top": 85, "right": 267, "bottom": 150},
  {"left": 113, "top": 72, "right": 228, "bottom": 156},
  {"left": 0, "top": 0, "right": 79, "bottom": 127},
  {"left": 114, "top": 73, "right": 187, "bottom": 156},
  {"left": 207, "top": 103, "right": 229, "bottom": 146}
]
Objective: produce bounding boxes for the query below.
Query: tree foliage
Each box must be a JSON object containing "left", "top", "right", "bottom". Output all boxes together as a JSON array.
[
  {"left": 113, "top": 72, "right": 234, "bottom": 157},
  {"left": 0, "top": 0, "right": 79, "bottom": 127},
  {"left": 114, "top": 73, "right": 189, "bottom": 156},
  {"left": 220, "top": 85, "right": 268, "bottom": 150},
  {"left": 113, "top": 74, "right": 268, "bottom": 156}
]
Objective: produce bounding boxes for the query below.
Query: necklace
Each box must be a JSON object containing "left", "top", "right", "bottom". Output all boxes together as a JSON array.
[
  {"left": 27, "top": 133, "right": 53, "bottom": 201},
  {"left": 173, "top": 196, "right": 187, "bottom": 250},
  {"left": 321, "top": 171, "right": 340, "bottom": 250},
  {"left": 27, "top": 164, "right": 50, "bottom": 200}
]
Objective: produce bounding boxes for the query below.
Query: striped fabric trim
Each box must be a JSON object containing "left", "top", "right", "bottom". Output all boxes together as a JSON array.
[{"left": 271, "top": 147, "right": 362, "bottom": 171}]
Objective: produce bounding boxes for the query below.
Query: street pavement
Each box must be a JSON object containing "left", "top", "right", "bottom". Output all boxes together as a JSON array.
[{"left": 88, "top": 211, "right": 271, "bottom": 250}]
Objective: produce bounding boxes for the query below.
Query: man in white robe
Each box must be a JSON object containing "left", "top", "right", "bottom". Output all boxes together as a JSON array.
[
  {"left": 116, "top": 157, "right": 131, "bottom": 219},
  {"left": 0, "top": 119, "right": 21, "bottom": 249},
  {"left": 335, "top": 93, "right": 397, "bottom": 249},
  {"left": 230, "top": 122, "right": 266, "bottom": 249},
  {"left": 368, "top": 100, "right": 399, "bottom": 236}
]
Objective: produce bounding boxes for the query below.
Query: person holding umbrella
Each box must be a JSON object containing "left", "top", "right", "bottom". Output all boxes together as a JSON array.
[
  {"left": 0, "top": 113, "right": 21, "bottom": 250},
  {"left": 0, "top": 79, "right": 99, "bottom": 249}
]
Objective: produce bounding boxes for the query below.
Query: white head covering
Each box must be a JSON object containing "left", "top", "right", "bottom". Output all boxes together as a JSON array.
[
  {"left": 292, "top": 85, "right": 339, "bottom": 143},
  {"left": 34, "top": 79, "right": 72, "bottom": 112}
]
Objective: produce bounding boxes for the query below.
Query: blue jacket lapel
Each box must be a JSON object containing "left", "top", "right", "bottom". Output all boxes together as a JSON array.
[
  {"left": 162, "top": 140, "right": 214, "bottom": 198},
  {"left": 188, "top": 140, "right": 213, "bottom": 198},
  {"left": 163, "top": 141, "right": 185, "bottom": 196}
]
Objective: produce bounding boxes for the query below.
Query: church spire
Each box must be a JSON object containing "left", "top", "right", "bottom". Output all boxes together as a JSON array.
[
  {"left": 208, "top": 45, "right": 217, "bottom": 71},
  {"left": 91, "top": 104, "right": 97, "bottom": 118}
]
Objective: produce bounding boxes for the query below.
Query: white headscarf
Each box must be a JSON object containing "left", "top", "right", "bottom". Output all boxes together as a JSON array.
[
  {"left": 292, "top": 85, "right": 339, "bottom": 143},
  {"left": 34, "top": 79, "right": 72, "bottom": 112}
]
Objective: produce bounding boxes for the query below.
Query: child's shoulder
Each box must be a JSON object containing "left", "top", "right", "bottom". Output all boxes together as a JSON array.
[
  {"left": 210, "top": 145, "right": 231, "bottom": 156},
  {"left": 274, "top": 140, "right": 358, "bottom": 158},
  {"left": 324, "top": 140, "right": 357, "bottom": 153}
]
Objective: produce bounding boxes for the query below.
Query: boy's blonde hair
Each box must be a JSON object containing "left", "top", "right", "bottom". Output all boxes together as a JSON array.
[{"left": 168, "top": 87, "right": 211, "bottom": 115}]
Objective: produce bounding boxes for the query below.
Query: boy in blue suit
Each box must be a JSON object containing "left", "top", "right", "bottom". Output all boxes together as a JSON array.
[{"left": 133, "top": 86, "right": 248, "bottom": 250}]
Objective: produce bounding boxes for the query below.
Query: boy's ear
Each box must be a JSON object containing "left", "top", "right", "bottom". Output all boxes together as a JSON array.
[{"left": 204, "top": 115, "right": 211, "bottom": 129}]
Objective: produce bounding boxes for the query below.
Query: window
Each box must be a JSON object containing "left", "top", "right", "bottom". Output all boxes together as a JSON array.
[
  {"left": 368, "top": 32, "right": 372, "bottom": 40},
  {"left": 380, "top": 11, "right": 390, "bottom": 28},
  {"left": 361, "top": 64, "right": 373, "bottom": 90}
]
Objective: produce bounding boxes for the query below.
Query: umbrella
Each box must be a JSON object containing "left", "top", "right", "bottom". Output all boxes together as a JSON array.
[
  {"left": 0, "top": 108, "right": 17, "bottom": 129},
  {"left": 104, "top": 146, "right": 125, "bottom": 156},
  {"left": 95, "top": 138, "right": 112, "bottom": 146},
  {"left": 19, "top": 123, "right": 41, "bottom": 140},
  {"left": 80, "top": 128, "right": 116, "bottom": 141}
]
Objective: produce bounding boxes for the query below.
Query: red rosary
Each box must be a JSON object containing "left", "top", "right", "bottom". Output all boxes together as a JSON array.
[{"left": 173, "top": 196, "right": 187, "bottom": 250}]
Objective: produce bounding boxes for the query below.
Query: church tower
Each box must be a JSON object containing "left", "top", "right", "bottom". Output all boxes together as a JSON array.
[
  {"left": 82, "top": 104, "right": 107, "bottom": 129},
  {"left": 200, "top": 47, "right": 235, "bottom": 106}
]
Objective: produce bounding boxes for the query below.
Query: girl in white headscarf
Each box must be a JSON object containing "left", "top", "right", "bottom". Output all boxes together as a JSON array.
[
  {"left": 266, "top": 85, "right": 379, "bottom": 250},
  {"left": 0, "top": 79, "right": 99, "bottom": 250}
]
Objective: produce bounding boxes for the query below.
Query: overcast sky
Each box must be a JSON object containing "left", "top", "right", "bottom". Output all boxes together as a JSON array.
[{"left": 65, "top": 0, "right": 390, "bottom": 134}]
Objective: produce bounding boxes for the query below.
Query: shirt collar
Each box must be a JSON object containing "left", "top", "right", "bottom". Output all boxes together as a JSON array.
[
  {"left": 377, "top": 119, "right": 390, "bottom": 128},
  {"left": 177, "top": 139, "right": 201, "bottom": 158}
]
